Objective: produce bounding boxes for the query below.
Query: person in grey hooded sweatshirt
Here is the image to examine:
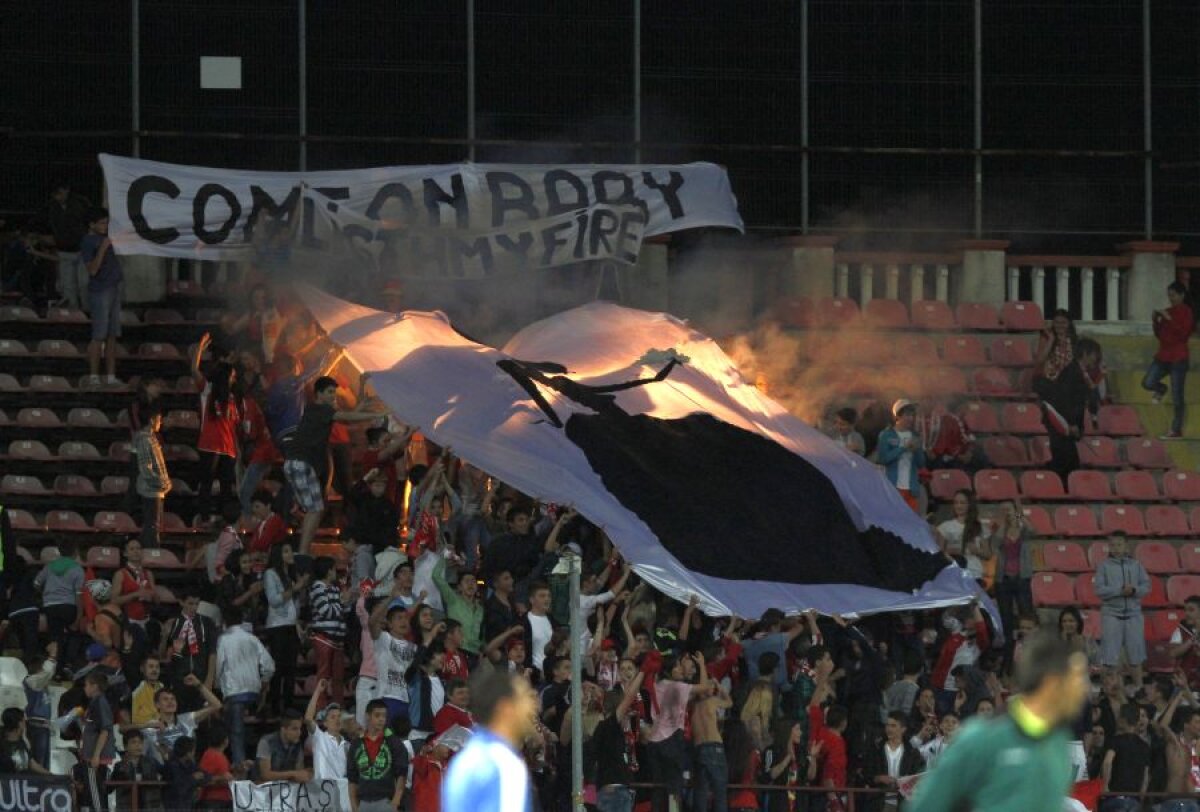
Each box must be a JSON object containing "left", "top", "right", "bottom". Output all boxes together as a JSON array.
[
  {"left": 1093, "top": 531, "right": 1150, "bottom": 686},
  {"left": 34, "top": 541, "right": 85, "bottom": 679}
]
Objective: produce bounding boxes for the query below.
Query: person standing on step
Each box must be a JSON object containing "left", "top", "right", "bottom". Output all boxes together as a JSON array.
[
  {"left": 79, "top": 208, "right": 123, "bottom": 387},
  {"left": 1144, "top": 281, "right": 1194, "bottom": 440},
  {"left": 1035, "top": 323, "right": 1101, "bottom": 482}
]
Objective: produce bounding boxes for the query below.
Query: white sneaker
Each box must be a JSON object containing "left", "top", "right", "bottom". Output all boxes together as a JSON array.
[
  {"left": 105, "top": 375, "right": 119, "bottom": 385},
  {"left": 1151, "top": 391, "right": 1165, "bottom": 405},
  {"left": 84, "top": 374, "right": 102, "bottom": 387}
]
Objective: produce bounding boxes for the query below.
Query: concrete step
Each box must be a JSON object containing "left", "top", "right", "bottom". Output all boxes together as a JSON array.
[
  {"left": 1109, "top": 369, "right": 1200, "bottom": 404},
  {"left": 1129, "top": 403, "right": 1200, "bottom": 468}
]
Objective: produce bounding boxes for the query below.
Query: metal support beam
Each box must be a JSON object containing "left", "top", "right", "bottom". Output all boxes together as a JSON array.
[
  {"left": 973, "top": 0, "right": 983, "bottom": 237},
  {"left": 1143, "top": 0, "right": 1152, "bottom": 239},
  {"left": 569, "top": 552, "right": 583, "bottom": 812},
  {"left": 298, "top": 0, "right": 307, "bottom": 171}
]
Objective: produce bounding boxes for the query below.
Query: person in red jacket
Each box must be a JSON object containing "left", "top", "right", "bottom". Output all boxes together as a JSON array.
[
  {"left": 1143, "top": 281, "right": 1195, "bottom": 439},
  {"left": 411, "top": 736, "right": 459, "bottom": 812},
  {"left": 931, "top": 604, "right": 990, "bottom": 715},
  {"left": 432, "top": 680, "right": 475, "bottom": 735}
]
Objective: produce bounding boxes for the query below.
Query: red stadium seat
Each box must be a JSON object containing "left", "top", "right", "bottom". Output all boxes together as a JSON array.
[
  {"left": 53, "top": 475, "right": 98, "bottom": 497},
  {"left": 990, "top": 337, "right": 1034, "bottom": 368},
  {"left": 170, "top": 479, "right": 196, "bottom": 496},
  {"left": 1097, "top": 406, "right": 1143, "bottom": 436},
  {"left": 921, "top": 364, "right": 969, "bottom": 393},
  {"left": 1136, "top": 542, "right": 1181, "bottom": 574},
  {"left": 168, "top": 279, "right": 205, "bottom": 297},
  {"left": 1032, "top": 572, "right": 1076, "bottom": 607},
  {"left": 956, "top": 302, "right": 1002, "bottom": 330},
  {"left": 911, "top": 300, "right": 956, "bottom": 330},
  {"left": 17, "top": 408, "right": 63, "bottom": 428},
  {"left": 58, "top": 441, "right": 102, "bottom": 461},
  {"left": 108, "top": 442, "right": 132, "bottom": 463},
  {"left": 1068, "top": 470, "right": 1115, "bottom": 501},
  {"left": 0, "top": 476, "right": 49, "bottom": 496},
  {"left": 1078, "top": 437, "right": 1122, "bottom": 469},
  {"left": 145, "top": 308, "right": 184, "bottom": 325},
  {"left": 943, "top": 336, "right": 987, "bottom": 367},
  {"left": 86, "top": 546, "right": 121, "bottom": 569},
  {"left": 894, "top": 335, "right": 940, "bottom": 366},
  {"left": 1020, "top": 470, "right": 1067, "bottom": 500},
  {"left": 776, "top": 298, "right": 813, "bottom": 328},
  {"left": 93, "top": 512, "right": 139, "bottom": 534},
  {"left": 164, "top": 410, "right": 201, "bottom": 431},
  {"left": 0, "top": 305, "right": 39, "bottom": 322},
  {"left": 1022, "top": 506, "right": 1055, "bottom": 536},
  {"left": 1054, "top": 505, "right": 1101, "bottom": 537},
  {"left": 1087, "top": 541, "right": 1110, "bottom": 568},
  {"left": 864, "top": 299, "right": 910, "bottom": 329},
  {"left": 1181, "top": 544, "right": 1200, "bottom": 573},
  {"left": 1101, "top": 505, "right": 1149, "bottom": 536},
  {"left": 1127, "top": 439, "right": 1173, "bottom": 469},
  {"left": 1001, "top": 403, "right": 1046, "bottom": 434},
  {"left": 962, "top": 402, "right": 1001, "bottom": 434},
  {"left": 982, "top": 436, "right": 1030, "bottom": 467},
  {"left": 1168, "top": 575, "right": 1200, "bottom": 606},
  {"left": 1081, "top": 609, "right": 1103, "bottom": 639},
  {"left": 811, "top": 298, "right": 861, "bottom": 328},
  {"left": 1145, "top": 577, "right": 1170, "bottom": 608},
  {"left": 1000, "top": 301, "right": 1045, "bottom": 332},
  {"left": 974, "top": 469, "right": 1019, "bottom": 502},
  {"left": 6, "top": 510, "right": 42, "bottom": 532},
  {"left": 45, "top": 510, "right": 92, "bottom": 533},
  {"left": 175, "top": 376, "right": 198, "bottom": 394},
  {"left": 1166, "top": 470, "right": 1200, "bottom": 502},
  {"left": 0, "top": 340, "right": 28, "bottom": 356},
  {"left": 142, "top": 548, "right": 184, "bottom": 570},
  {"left": 67, "top": 408, "right": 113, "bottom": 429},
  {"left": 1076, "top": 572, "right": 1101, "bottom": 607},
  {"left": 929, "top": 469, "right": 972, "bottom": 502},
  {"left": 7, "top": 441, "right": 52, "bottom": 461},
  {"left": 36, "top": 339, "right": 79, "bottom": 358},
  {"left": 1115, "top": 470, "right": 1162, "bottom": 501},
  {"left": 29, "top": 375, "right": 72, "bottom": 393},
  {"left": 1028, "top": 436, "right": 1052, "bottom": 467},
  {"left": 1146, "top": 505, "right": 1190, "bottom": 537},
  {"left": 1151, "top": 610, "right": 1184, "bottom": 642},
  {"left": 1042, "top": 542, "right": 1090, "bottom": 573},
  {"left": 843, "top": 335, "right": 893, "bottom": 366},
  {"left": 0, "top": 375, "right": 23, "bottom": 392},
  {"left": 0, "top": 410, "right": 8, "bottom": 425},
  {"left": 973, "top": 367, "right": 1016, "bottom": 397},
  {"left": 155, "top": 586, "right": 178, "bottom": 605},
  {"left": 45, "top": 307, "right": 87, "bottom": 324},
  {"left": 100, "top": 476, "right": 130, "bottom": 495},
  {"left": 138, "top": 342, "right": 184, "bottom": 360}
]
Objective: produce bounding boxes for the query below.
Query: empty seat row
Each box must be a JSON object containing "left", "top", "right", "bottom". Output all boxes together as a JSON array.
[
  {"left": 1041, "top": 540, "right": 1200, "bottom": 574},
  {"left": 1, "top": 408, "right": 200, "bottom": 432},
  {"left": 778, "top": 297, "right": 1044, "bottom": 331},
  {"left": 2, "top": 473, "right": 201, "bottom": 496},
  {"left": 0, "top": 305, "right": 209, "bottom": 326},
  {"left": 981, "top": 435, "right": 1173, "bottom": 470},
  {"left": 4, "top": 508, "right": 196, "bottom": 541},
  {"left": 0, "top": 373, "right": 201, "bottom": 396},
  {"left": 962, "top": 402, "right": 1143, "bottom": 436},
  {"left": 932, "top": 468, "right": 1200, "bottom": 504},
  {"left": 1021, "top": 503, "right": 1197, "bottom": 538},
  {"left": 5, "top": 440, "right": 200, "bottom": 462},
  {"left": 0, "top": 339, "right": 185, "bottom": 361},
  {"left": 1033, "top": 572, "right": 1200, "bottom": 609},
  {"left": 804, "top": 335, "right": 1036, "bottom": 369}
]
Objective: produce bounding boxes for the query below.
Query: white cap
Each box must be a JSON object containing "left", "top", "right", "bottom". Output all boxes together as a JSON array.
[{"left": 892, "top": 399, "right": 917, "bottom": 418}]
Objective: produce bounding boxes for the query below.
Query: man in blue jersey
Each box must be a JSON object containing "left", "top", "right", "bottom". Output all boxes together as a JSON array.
[{"left": 444, "top": 670, "right": 537, "bottom": 812}]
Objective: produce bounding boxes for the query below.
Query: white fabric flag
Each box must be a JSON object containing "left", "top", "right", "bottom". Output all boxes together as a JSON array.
[{"left": 298, "top": 285, "right": 982, "bottom": 619}]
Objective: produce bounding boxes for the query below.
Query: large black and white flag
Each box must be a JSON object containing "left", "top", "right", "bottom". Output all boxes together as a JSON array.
[{"left": 299, "top": 286, "right": 981, "bottom": 618}]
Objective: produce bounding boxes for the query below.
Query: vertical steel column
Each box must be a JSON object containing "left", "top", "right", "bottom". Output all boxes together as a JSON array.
[
  {"left": 973, "top": 0, "right": 983, "bottom": 237},
  {"left": 569, "top": 552, "right": 583, "bottom": 812},
  {"left": 800, "top": 0, "right": 810, "bottom": 234},
  {"left": 634, "top": 0, "right": 642, "bottom": 162},
  {"left": 131, "top": 0, "right": 140, "bottom": 158},
  {"left": 467, "top": 0, "right": 476, "bottom": 161},
  {"left": 298, "top": 0, "right": 307, "bottom": 171},
  {"left": 1143, "top": 0, "right": 1152, "bottom": 238}
]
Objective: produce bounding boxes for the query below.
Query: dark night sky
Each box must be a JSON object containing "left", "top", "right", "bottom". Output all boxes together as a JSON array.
[{"left": 3, "top": 0, "right": 1200, "bottom": 252}]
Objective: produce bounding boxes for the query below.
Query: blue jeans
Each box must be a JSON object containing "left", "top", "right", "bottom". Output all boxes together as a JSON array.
[
  {"left": 88, "top": 283, "right": 122, "bottom": 340},
  {"left": 27, "top": 724, "right": 49, "bottom": 770},
  {"left": 1101, "top": 798, "right": 1143, "bottom": 812},
  {"left": 1156, "top": 802, "right": 1200, "bottom": 812},
  {"left": 225, "top": 692, "right": 258, "bottom": 766},
  {"left": 1144, "top": 358, "right": 1188, "bottom": 435},
  {"left": 597, "top": 787, "right": 634, "bottom": 812},
  {"left": 692, "top": 743, "right": 729, "bottom": 812},
  {"left": 239, "top": 460, "right": 273, "bottom": 518},
  {"left": 452, "top": 514, "right": 491, "bottom": 571},
  {"left": 382, "top": 697, "right": 409, "bottom": 732}
]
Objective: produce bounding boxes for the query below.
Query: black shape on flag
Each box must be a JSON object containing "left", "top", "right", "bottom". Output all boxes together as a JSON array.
[{"left": 497, "top": 358, "right": 949, "bottom": 591}]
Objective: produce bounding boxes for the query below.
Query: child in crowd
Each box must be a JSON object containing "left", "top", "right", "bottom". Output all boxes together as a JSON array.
[
  {"left": 196, "top": 722, "right": 234, "bottom": 811},
  {"left": 162, "top": 736, "right": 207, "bottom": 812},
  {"left": 110, "top": 729, "right": 162, "bottom": 811}
]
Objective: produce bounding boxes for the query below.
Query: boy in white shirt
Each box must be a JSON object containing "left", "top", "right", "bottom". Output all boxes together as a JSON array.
[{"left": 304, "top": 678, "right": 350, "bottom": 781}]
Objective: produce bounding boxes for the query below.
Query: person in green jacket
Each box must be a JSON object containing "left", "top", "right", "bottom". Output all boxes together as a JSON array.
[
  {"left": 432, "top": 554, "right": 484, "bottom": 657},
  {"left": 911, "top": 630, "right": 1089, "bottom": 812}
]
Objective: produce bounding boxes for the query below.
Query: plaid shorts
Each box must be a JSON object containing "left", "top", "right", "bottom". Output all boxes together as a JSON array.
[{"left": 283, "top": 459, "right": 324, "bottom": 513}]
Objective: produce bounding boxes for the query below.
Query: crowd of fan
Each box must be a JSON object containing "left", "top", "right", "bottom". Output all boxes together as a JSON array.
[{"left": 4, "top": 186, "right": 1200, "bottom": 812}]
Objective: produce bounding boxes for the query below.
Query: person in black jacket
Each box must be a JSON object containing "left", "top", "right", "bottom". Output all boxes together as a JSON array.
[
  {"left": 1036, "top": 336, "right": 1102, "bottom": 482},
  {"left": 863, "top": 711, "right": 924, "bottom": 812}
]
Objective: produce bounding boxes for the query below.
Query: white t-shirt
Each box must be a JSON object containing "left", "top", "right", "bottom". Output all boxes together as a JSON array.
[
  {"left": 146, "top": 711, "right": 197, "bottom": 764},
  {"left": 885, "top": 742, "right": 903, "bottom": 778},
  {"left": 312, "top": 727, "right": 348, "bottom": 780},
  {"left": 528, "top": 613, "right": 553, "bottom": 673},
  {"left": 895, "top": 430, "right": 914, "bottom": 487},
  {"left": 413, "top": 549, "right": 443, "bottom": 613},
  {"left": 375, "top": 632, "right": 417, "bottom": 701},
  {"left": 578, "top": 591, "right": 615, "bottom": 650},
  {"left": 937, "top": 519, "right": 965, "bottom": 555}
]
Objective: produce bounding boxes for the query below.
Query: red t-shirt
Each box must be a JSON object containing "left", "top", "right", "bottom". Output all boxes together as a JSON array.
[
  {"left": 249, "top": 513, "right": 289, "bottom": 554},
  {"left": 361, "top": 447, "right": 401, "bottom": 506},
  {"left": 117, "top": 565, "right": 152, "bottom": 622},
  {"left": 197, "top": 748, "right": 232, "bottom": 802},
  {"left": 440, "top": 651, "right": 469, "bottom": 682},
  {"left": 197, "top": 376, "right": 240, "bottom": 457},
  {"left": 433, "top": 703, "right": 474, "bottom": 735},
  {"left": 728, "top": 749, "right": 761, "bottom": 809},
  {"left": 808, "top": 704, "right": 847, "bottom": 789},
  {"left": 240, "top": 398, "right": 279, "bottom": 466},
  {"left": 411, "top": 755, "right": 446, "bottom": 812},
  {"left": 1155, "top": 302, "right": 1195, "bottom": 363}
]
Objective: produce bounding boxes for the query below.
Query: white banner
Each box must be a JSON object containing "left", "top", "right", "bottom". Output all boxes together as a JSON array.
[
  {"left": 232, "top": 778, "right": 351, "bottom": 812},
  {"left": 97, "top": 154, "right": 742, "bottom": 273}
]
